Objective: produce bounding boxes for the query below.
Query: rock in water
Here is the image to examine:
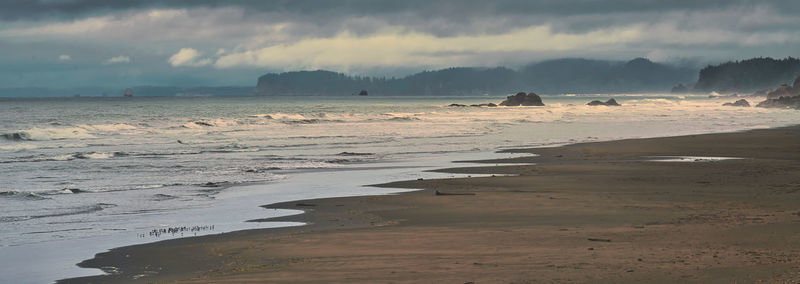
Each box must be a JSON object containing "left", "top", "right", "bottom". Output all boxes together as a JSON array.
[
  {"left": 499, "top": 92, "right": 544, "bottom": 106},
  {"left": 587, "top": 98, "right": 621, "bottom": 106},
  {"left": 358, "top": 90, "right": 368, "bottom": 96},
  {"left": 756, "top": 76, "right": 800, "bottom": 109},
  {"left": 604, "top": 98, "right": 621, "bottom": 106},
  {"left": 449, "top": 102, "right": 497, "bottom": 107},
  {"left": 766, "top": 84, "right": 794, "bottom": 99},
  {"left": 722, "top": 99, "right": 750, "bottom": 107},
  {"left": 756, "top": 95, "right": 800, "bottom": 109}
]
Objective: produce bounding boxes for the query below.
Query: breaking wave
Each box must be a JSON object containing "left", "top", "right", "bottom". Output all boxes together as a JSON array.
[
  {"left": 4, "top": 151, "right": 129, "bottom": 163},
  {"left": 0, "top": 124, "right": 138, "bottom": 141},
  {"left": 0, "top": 203, "right": 117, "bottom": 223},
  {"left": 0, "top": 127, "right": 94, "bottom": 141},
  {"left": 1, "top": 132, "right": 32, "bottom": 141},
  {"left": 0, "top": 191, "right": 49, "bottom": 201}
]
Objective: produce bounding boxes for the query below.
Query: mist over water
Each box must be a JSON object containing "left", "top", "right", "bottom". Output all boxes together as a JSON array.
[{"left": 1, "top": 94, "right": 799, "bottom": 282}]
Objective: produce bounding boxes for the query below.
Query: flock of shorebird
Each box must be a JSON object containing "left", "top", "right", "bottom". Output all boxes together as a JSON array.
[{"left": 138, "top": 225, "right": 215, "bottom": 238}]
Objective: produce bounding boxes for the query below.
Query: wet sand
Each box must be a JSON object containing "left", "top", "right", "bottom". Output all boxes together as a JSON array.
[{"left": 61, "top": 127, "right": 800, "bottom": 283}]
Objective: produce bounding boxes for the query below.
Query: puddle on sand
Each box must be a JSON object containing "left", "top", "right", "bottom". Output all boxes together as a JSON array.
[{"left": 645, "top": 156, "right": 744, "bottom": 163}]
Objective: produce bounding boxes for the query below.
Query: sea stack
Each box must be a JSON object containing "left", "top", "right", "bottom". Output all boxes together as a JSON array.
[
  {"left": 756, "top": 75, "right": 800, "bottom": 109},
  {"left": 499, "top": 92, "right": 544, "bottom": 106},
  {"left": 722, "top": 99, "right": 750, "bottom": 107},
  {"left": 587, "top": 98, "right": 621, "bottom": 106}
]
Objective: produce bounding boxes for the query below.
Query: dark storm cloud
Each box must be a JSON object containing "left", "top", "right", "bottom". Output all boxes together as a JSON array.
[
  {"left": 1, "top": 0, "right": 799, "bottom": 88},
  {"left": 4, "top": 0, "right": 798, "bottom": 40},
  {"left": 4, "top": 0, "right": 799, "bottom": 21}
]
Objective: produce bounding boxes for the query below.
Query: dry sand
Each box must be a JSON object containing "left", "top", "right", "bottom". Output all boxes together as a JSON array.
[{"left": 60, "top": 127, "right": 800, "bottom": 283}]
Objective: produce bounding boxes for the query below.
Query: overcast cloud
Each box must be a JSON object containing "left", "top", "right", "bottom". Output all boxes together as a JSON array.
[{"left": 1, "top": 0, "right": 798, "bottom": 88}]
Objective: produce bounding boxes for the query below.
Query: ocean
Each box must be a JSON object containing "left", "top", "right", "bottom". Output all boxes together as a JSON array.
[{"left": 1, "top": 94, "right": 799, "bottom": 283}]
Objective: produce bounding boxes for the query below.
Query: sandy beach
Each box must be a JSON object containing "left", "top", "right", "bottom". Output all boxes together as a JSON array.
[{"left": 61, "top": 126, "right": 800, "bottom": 283}]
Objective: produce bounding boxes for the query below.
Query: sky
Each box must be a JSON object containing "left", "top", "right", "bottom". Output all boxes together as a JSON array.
[{"left": 1, "top": 0, "right": 799, "bottom": 88}]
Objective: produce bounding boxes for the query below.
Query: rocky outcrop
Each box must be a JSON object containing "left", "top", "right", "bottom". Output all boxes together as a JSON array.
[
  {"left": 499, "top": 92, "right": 544, "bottom": 106},
  {"left": 766, "top": 84, "right": 794, "bottom": 99},
  {"left": 448, "top": 103, "right": 497, "bottom": 107},
  {"left": 763, "top": 76, "right": 800, "bottom": 99},
  {"left": 587, "top": 98, "right": 621, "bottom": 106},
  {"left": 722, "top": 99, "right": 750, "bottom": 107},
  {"left": 756, "top": 96, "right": 800, "bottom": 109},
  {"left": 756, "top": 76, "right": 800, "bottom": 109}
]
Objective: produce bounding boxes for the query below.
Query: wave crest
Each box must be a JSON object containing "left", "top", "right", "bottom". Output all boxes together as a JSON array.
[{"left": 1, "top": 132, "right": 32, "bottom": 141}]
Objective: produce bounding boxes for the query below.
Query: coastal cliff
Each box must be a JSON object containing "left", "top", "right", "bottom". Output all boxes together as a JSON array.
[{"left": 694, "top": 57, "right": 800, "bottom": 93}]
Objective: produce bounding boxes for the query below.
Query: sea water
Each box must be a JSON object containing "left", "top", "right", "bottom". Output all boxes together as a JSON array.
[{"left": 1, "top": 94, "right": 798, "bottom": 283}]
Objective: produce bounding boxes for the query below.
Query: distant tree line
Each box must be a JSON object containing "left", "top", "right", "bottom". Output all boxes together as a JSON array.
[
  {"left": 255, "top": 58, "right": 697, "bottom": 96},
  {"left": 129, "top": 86, "right": 254, "bottom": 97},
  {"left": 0, "top": 86, "right": 255, "bottom": 98},
  {"left": 694, "top": 57, "right": 800, "bottom": 93}
]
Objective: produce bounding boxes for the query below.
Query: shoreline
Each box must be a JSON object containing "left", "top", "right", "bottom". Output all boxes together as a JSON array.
[{"left": 61, "top": 126, "right": 800, "bottom": 283}]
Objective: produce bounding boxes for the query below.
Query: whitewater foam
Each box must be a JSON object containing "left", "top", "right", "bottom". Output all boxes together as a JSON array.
[
  {"left": 12, "top": 127, "right": 96, "bottom": 140},
  {"left": 2, "top": 94, "right": 800, "bottom": 267}
]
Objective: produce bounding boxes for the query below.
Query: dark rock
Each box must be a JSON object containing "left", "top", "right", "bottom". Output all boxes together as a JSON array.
[
  {"left": 756, "top": 95, "right": 800, "bottom": 109},
  {"left": 755, "top": 75, "right": 800, "bottom": 109},
  {"left": 451, "top": 102, "right": 497, "bottom": 107},
  {"left": 63, "top": 188, "right": 85, "bottom": 194},
  {"left": 358, "top": 90, "right": 368, "bottom": 96},
  {"left": 468, "top": 103, "right": 498, "bottom": 107},
  {"left": 499, "top": 92, "right": 544, "bottom": 106},
  {"left": 722, "top": 99, "right": 750, "bottom": 107},
  {"left": 766, "top": 84, "right": 794, "bottom": 99},
  {"left": 587, "top": 98, "right": 621, "bottom": 106},
  {"left": 193, "top": 121, "right": 214, "bottom": 127},
  {"left": 587, "top": 238, "right": 612, "bottom": 242}
]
